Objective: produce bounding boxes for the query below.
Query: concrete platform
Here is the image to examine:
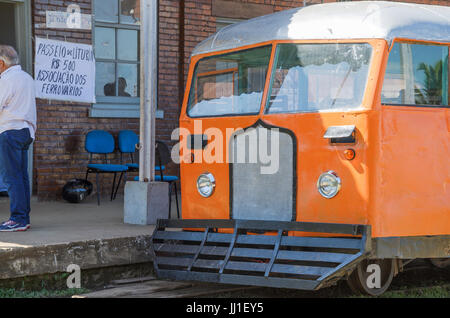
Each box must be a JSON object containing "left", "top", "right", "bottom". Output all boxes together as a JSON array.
[{"left": 0, "top": 194, "right": 178, "bottom": 281}]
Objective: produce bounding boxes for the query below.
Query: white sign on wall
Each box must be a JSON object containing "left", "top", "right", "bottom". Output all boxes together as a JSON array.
[
  {"left": 34, "top": 38, "right": 96, "bottom": 103},
  {"left": 46, "top": 11, "right": 92, "bottom": 30},
  {"left": 46, "top": 4, "right": 92, "bottom": 30}
]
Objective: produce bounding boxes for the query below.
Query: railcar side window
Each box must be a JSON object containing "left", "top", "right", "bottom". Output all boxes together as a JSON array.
[
  {"left": 265, "top": 43, "right": 372, "bottom": 114},
  {"left": 187, "top": 46, "right": 272, "bottom": 117},
  {"left": 381, "top": 43, "right": 449, "bottom": 106}
]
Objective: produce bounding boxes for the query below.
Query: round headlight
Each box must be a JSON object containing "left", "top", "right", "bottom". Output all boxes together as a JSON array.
[
  {"left": 197, "top": 173, "right": 216, "bottom": 198},
  {"left": 317, "top": 171, "right": 341, "bottom": 199}
]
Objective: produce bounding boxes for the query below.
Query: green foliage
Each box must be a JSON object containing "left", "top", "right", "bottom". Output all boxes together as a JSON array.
[
  {"left": 0, "top": 288, "right": 89, "bottom": 298},
  {"left": 381, "top": 285, "right": 450, "bottom": 298},
  {"left": 415, "top": 60, "right": 444, "bottom": 105}
]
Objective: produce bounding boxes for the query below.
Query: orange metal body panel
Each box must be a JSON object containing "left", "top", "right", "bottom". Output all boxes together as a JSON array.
[
  {"left": 374, "top": 106, "right": 450, "bottom": 237},
  {"left": 179, "top": 39, "right": 450, "bottom": 239}
]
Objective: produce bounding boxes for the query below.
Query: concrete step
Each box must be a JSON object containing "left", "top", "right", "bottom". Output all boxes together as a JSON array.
[{"left": 0, "top": 197, "right": 157, "bottom": 283}]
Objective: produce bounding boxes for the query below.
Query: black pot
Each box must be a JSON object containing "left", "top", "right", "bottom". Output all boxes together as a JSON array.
[{"left": 62, "top": 179, "right": 93, "bottom": 203}]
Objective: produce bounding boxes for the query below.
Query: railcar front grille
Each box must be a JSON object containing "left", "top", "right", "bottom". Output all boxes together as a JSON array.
[{"left": 229, "top": 124, "right": 296, "bottom": 221}]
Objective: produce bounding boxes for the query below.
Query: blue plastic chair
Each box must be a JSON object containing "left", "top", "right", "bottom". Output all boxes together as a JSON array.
[
  {"left": 85, "top": 130, "right": 128, "bottom": 205},
  {"left": 118, "top": 130, "right": 164, "bottom": 172}
]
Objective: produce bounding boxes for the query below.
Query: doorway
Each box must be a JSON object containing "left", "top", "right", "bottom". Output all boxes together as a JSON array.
[
  {"left": 0, "top": 3, "right": 16, "bottom": 48},
  {"left": 0, "top": 0, "right": 33, "bottom": 193}
]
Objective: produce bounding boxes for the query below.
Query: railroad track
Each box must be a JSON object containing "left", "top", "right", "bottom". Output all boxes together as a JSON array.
[
  {"left": 73, "top": 260, "right": 449, "bottom": 298},
  {"left": 73, "top": 276, "right": 258, "bottom": 298}
]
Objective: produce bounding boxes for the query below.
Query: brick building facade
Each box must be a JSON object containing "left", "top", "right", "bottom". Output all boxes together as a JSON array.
[{"left": 1, "top": 0, "right": 448, "bottom": 200}]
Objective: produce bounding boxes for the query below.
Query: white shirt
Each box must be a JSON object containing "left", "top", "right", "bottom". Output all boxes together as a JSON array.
[{"left": 0, "top": 65, "right": 37, "bottom": 139}]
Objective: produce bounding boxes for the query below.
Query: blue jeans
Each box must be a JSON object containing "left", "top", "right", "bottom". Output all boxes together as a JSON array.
[
  {"left": 0, "top": 129, "right": 33, "bottom": 224},
  {"left": 0, "top": 176, "right": 7, "bottom": 192}
]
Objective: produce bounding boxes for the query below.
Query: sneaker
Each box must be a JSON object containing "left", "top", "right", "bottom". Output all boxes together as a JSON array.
[{"left": 0, "top": 220, "right": 30, "bottom": 232}]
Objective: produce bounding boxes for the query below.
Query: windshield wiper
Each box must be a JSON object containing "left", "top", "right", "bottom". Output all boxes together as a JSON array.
[{"left": 331, "top": 67, "right": 352, "bottom": 107}]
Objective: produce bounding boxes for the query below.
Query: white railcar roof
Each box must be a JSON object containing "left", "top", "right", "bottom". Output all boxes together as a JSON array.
[{"left": 192, "top": 1, "right": 450, "bottom": 56}]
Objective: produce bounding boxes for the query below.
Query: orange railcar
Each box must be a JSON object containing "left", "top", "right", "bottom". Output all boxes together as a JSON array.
[{"left": 151, "top": 1, "right": 450, "bottom": 295}]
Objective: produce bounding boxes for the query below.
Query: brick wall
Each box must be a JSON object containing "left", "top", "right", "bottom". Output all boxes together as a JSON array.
[
  {"left": 32, "top": 0, "right": 141, "bottom": 200},
  {"left": 31, "top": 0, "right": 449, "bottom": 200},
  {"left": 157, "top": 0, "right": 182, "bottom": 144}
]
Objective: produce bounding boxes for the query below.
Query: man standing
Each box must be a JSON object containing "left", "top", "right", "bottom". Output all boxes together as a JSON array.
[{"left": 0, "top": 45, "right": 36, "bottom": 232}]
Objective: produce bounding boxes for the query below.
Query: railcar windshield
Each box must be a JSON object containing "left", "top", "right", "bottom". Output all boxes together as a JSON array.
[
  {"left": 266, "top": 43, "right": 372, "bottom": 114},
  {"left": 187, "top": 46, "right": 272, "bottom": 117}
]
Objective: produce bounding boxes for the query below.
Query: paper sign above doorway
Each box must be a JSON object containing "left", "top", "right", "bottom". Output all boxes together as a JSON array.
[
  {"left": 45, "top": 4, "right": 91, "bottom": 30},
  {"left": 34, "top": 37, "right": 96, "bottom": 104},
  {"left": 46, "top": 11, "right": 92, "bottom": 30}
]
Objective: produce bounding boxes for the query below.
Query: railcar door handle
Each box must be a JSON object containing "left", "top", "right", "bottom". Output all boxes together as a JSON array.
[{"left": 188, "top": 134, "right": 208, "bottom": 149}]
